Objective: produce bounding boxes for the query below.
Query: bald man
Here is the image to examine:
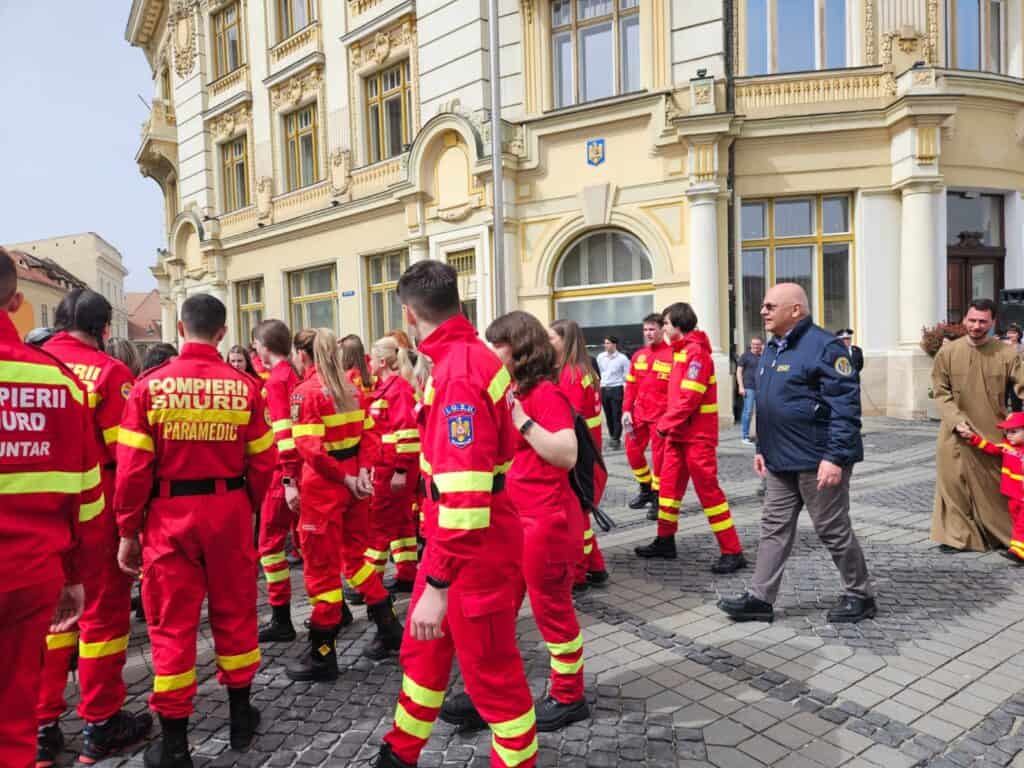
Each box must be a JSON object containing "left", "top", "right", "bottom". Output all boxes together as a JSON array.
[{"left": 719, "top": 284, "right": 875, "bottom": 624}]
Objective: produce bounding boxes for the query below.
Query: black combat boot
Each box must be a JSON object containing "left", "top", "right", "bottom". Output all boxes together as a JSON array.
[
  {"left": 227, "top": 686, "right": 261, "bottom": 750},
  {"left": 628, "top": 483, "right": 655, "bottom": 510},
  {"left": 372, "top": 742, "right": 418, "bottom": 767},
  {"left": 143, "top": 716, "right": 192, "bottom": 768},
  {"left": 364, "top": 598, "right": 404, "bottom": 660},
  {"left": 36, "top": 722, "right": 64, "bottom": 768},
  {"left": 286, "top": 627, "right": 339, "bottom": 681},
  {"left": 535, "top": 695, "right": 590, "bottom": 732},
  {"left": 634, "top": 536, "right": 677, "bottom": 559},
  {"left": 80, "top": 709, "right": 154, "bottom": 763},
  {"left": 711, "top": 553, "right": 748, "bottom": 574},
  {"left": 258, "top": 603, "right": 297, "bottom": 643},
  {"left": 718, "top": 591, "right": 774, "bottom": 622},
  {"left": 646, "top": 500, "right": 658, "bottom": 521},
  {"left": 439, "top": 691, "right": 487, "bottom": 731},
  {"left": 826, "top": 595, "right": 877, "bottom": 624}
]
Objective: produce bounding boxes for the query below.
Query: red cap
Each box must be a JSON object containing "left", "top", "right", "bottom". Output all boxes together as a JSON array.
[{"left": 998, "top": 412, "right": 1024, "bottom": 431}]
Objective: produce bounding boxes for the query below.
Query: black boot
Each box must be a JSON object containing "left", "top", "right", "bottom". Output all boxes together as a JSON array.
[
  {"left": 439, "top": 691, "right": 487, "bottom": 731},
  {"left": 628, "top": 484, "right": 655, "bottom": 510},
  {"left": 344, "top": 582, "right": 365, "bottom": 606},
  {"left": 258, "top": 603, "right": 297, "bottom": 643},
  {"left": 646, "top": 501, "right": 658, "bottom": 521},
  {"left": 826, "top": 595, "right": 877, "bottom": 624},
  {"left": 371, "top": 742, "right": 418, "bottom": 768},
  {"left": 634, "top": 536, "right": 677, "bottom": 559},
  {"left": 36, "top": 722, "right": 64, "bottom": 768},
  {"left": 711, "top": 553, "right": 748, "bottom": 574},
  {"left": 228, "top": 686, "right": 261, "bottom": 750},
  {"left": 535, "top": 695, "right": 590, "bottom": 732},
  {"left": 587, "top": 570, "right": 609, "bottom": 587},
  {"left": 286, "top": 626, "right": 339, "bottom": 681},
  {"left": 718, "top": 591, "right": 774, "bottom": 622},
  {"left": 143, "top": 716, "right": 191, "bottom": 768},
  {"left": 80, "top": 709, "right": 154, "bottom": 763},
  {"left": 364, "top": 598, "right": 404, "bottom": 660}
]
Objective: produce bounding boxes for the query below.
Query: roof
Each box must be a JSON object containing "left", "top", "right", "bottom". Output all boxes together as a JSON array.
[
  {"left": 126, "top": 289, "right": 162, "bottom": 341},
  {"left": 9, "top": 250, "right": 87, "bottom": 291}
]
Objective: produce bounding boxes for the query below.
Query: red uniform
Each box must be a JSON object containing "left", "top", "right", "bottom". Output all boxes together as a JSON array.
[
  {"left": 968, "top": 435, "right": 1024, "bottom": 561},
  {"left": 0, "top": 312, "right": 97, "bottom": 768},
  {"left": 114, "top": 342, "right": 275, "bottom": 718},
  {"left": 250, "top": 352, "right": 270, "bottom": 381},
  {"left": 510, "top": 380, "right": 585, "bottom": 703},
  {"left": 368, "top": 374, "right": 421, "bottom": 582},
  {"left": 655, "top": 332, "right": 741, "bottom": 554},
  {"left": 557, "top": 365, "right": 607, "bottom": 583},
  {"left": 383, "top": 315, "right": 537, "bottom": 768},
  {"left": 624, "top": 340, "right": 670, "bottom": 492},
  {"left": 258, "top": 359, "right": 301, "bottom": 607}
]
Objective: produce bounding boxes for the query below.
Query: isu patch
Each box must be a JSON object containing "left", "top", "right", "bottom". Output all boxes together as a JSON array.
[
  {"left": 444, "top": 403, "right": 476, "bottom": 448},
  {"left": 120, "top": 382, "right": 132, "bottom": 399},
  {"left": 834, "top": 357, "right": 853, "bottom": 377},
  {"left": 687, "top": 361, "right": 702, "bottom": 380}
]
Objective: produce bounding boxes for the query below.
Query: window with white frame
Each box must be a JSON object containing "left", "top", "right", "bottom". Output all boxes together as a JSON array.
[
  {"left": 221, "top": 135, "right": 249, "bottom": 212},
  {"left": 283, "top": 103, "right": 320, "bottom": 192},
  {"left": 745, "top": 0, "right": 848, "bottom": 76},
  {"left": 947, "top": 0, "right": 1005, "bottom": 72},
  {"left": 212, "top": 2, "right": 244, "bottom": 79},
  {"left": 365, "top": 61, "right": 413, "bottom": 164}
]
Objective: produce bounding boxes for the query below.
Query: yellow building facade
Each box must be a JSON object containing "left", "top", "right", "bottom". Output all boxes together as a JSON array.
[{"left": 127, "top": 0, "right": 1024, "bottom": 418}]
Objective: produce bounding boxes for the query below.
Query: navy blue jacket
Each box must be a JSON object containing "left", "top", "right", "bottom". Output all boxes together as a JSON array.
[{"left": 755, "top": 317, "right": 863, "bottom": 473}]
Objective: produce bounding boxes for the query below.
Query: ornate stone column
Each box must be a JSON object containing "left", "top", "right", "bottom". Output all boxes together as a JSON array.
[
  {"left": 686, "top": 185, "right": 723, "bottom": 352},
  {"left": 898, "top": 181, "right": 941, "bottom": 346}
]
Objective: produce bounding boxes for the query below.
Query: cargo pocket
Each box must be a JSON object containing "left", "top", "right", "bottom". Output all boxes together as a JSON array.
[{"left": 459, "top": 588, "right": 519, "bottom": 650}]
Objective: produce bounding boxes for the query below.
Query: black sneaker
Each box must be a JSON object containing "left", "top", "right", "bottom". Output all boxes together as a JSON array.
[
  {"left": 439, "top": 692, "right": 486, "bottom": 731},
  {"left": 718, "top": 591, "right": 774, "bottom": 622},
  {"left": 36, "top": 722, "right": 64, "bottom": 768},
  {"left": 634, "top": 536, "right": 677, "bottom": 559},
  {"left": 586, "top": 570, "right": 609, "bottom": 587},
  {"left": 628, "top": 486, "right": 655, "bottom": 510},
  {"left": 826, "top": 596, "right": 877, "bottom": 624},
  {"left": 535, "top": 696, "right": 590, "bottom": 732},
  {"left": 711, "top": 553, "right": 747, "bottom": 575},
  {"left": 80, "top": 710, "right": 153, "bottom": 764}
]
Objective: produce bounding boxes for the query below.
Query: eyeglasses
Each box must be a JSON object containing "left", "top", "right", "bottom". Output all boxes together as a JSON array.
[{"left": 761, "top": 301, "right": 801, "bottom": 313}]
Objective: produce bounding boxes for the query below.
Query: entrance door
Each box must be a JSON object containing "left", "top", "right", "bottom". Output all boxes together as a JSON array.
[
  {"left": 947, "top": 253, "right": 1003, "bottom": 323},
  {"left": 946, "top": 192, "right": 1005, "bottom": 323}
]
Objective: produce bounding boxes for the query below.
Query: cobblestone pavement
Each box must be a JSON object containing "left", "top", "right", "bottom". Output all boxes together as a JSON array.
[{"left": 49, "top": 417, "right": 1024, "bottom": 767}]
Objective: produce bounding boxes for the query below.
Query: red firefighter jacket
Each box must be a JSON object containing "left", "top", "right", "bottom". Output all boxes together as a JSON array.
[
  {"left": 969, "top": 434, "right": 1024, "bottom": 501},
  {"left": 264, "top": 359, "right": 301, "bottom": 479},
  {"left": 251, "top": 353, "right": 271, "bottom": 381},
  {"left": 113, "top": 342, "right": 277, "bottom": 536},
  {"left": 0, "top": 311, "right": 100, "bottom": 590},
  {"left": 416, "top": 314, "right": 520, "bottom": 585},
  {"left": 292, "top": 371, "right": 376, "bottom": 485},
  {"left": 346, "top": 368, "right": 381, "bottom": 468},
  {"left": 558, "top": 365, "right": 603, "bottom": 449},
  {"left": 370, "top": 373, "right": 420, "bottom": 473},
  {"left": 657, "top": 330, "right": 719, "bottom": 444},
  {"left": 623, "top": 339, "right": 671, "bottom": 425}
]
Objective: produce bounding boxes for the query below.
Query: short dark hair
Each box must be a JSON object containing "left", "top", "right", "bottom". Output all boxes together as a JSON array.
[
  {"left": 142, "top": 342, "right": 178, "bottom": 372},
  {"left": 55, "top": 289, "right": 113, "bottom": 348},
  {"left": 180, "top": 294, "right": 226, "bottom": 339},
  {"left": 0, "top": 247, "right": 16, "bottom": 306},
  {"left": 642, "top": 313, "right": 663, "bottom": 326},
  {"left": 397, "top": 260, "right": 460, "bottom": 324},
  {"left": 254, "top": 319, "right": 292, "bottom": 357},
  {"left": 605, "top": 335, "right": 619, "bottom": 345},
  {"left": 969, "top": 298, "right": 996, "bottom": 317},
  {"left": 662, "top": 302, "right": 698, "bottom": 333},
  {"left": 485, "top": 311, "right": 557, "bottom": 396}
]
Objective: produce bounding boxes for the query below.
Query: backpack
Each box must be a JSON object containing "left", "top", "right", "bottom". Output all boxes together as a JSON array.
[{"left": 568, "top": 410, "right": 616, "bottom": 533}]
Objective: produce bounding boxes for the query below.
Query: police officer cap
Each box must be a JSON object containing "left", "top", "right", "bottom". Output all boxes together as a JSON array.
[
  {"left": 835, "top": 328, "right": 854, "bottom": 340},
  {"left": 24, "top": 326, "right": 55, "bottom": 346}
]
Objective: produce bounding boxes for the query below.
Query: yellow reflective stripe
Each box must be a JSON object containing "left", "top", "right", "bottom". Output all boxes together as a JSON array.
[
  {"left": 276, "top": 438, "right": 296, "bottom": 452},
  {"left": 261, "top": 552, "right": 286, "bottom": 567},
  {"left": 392, "top": 537, "right": 418, "bottom": 548},
  {"left": 438, "top": 505, "right": 491, "bottom": 530},
  {"left": 659, "top": 497, "right": 681, "bottom": 509},
  {"left": 423, "top": 378, "right": 435, "bottom": 405},
  {"left": 658, "top": 511, "right": 679, "bottom": 522},
  {"left": 1003, "top": 467, "right": 1024, "bottom": 481},
  {"left": 710, "top": 375, "right": 717, "bottom": 384},
  {"left": 493, "top": 736, "right": 539, "bottom": 767},
  {"left": 394, "top": 429, "right": 420, "bottom": 440},
  {"left": 79, "top": 495, "right": 106, "bottom": 522},
  {"left": 673, "top": 352, "right": 687, "bottom": 362},
  {"left": 546, "top": 632, "right": 583, "bottom": 656},
  {"left": 324, "top": 436, "right": 361, "bottom": 451},
  {"left": 396, "top": 443, "right": 421, "bottom": 454},
  {"left": 583, "top": 528, "right": 594, "bottom": 541},
  {"left": 266, "top": 569, "right": 291, "bottom": 584},
  {"left": 348, "top": 563, "right": 377, "bottom": 587},
  {"left": 272, "top": 418, "right": 294, "bottom": 432},
  {"left": 681, "top": 380, "right": 707, "bottom": 393},
  {"left": 634, "top": 362, "right": 649, "bottom": 370},
  {"left": 704, "top": 502, "right": 730, "bottom": 517},
  {"left": 0, "top": 465, "right": 102, "bottom": 496},
  {"left": 371, "top": 399, "right": 389, "bottom": 409},
  {"left": 433, "top": 471, "right": 493, "bottom": 493},
  {"left": 402, "top": 675, "right": 445, "bottom": 709},
  {"left": 218, "top": 648, "right": 261, "bottom": 671},
  {"left": 118, "top": 428, "right": 154, "bottom": 452},
  {"left": 978, "top": 439, "right": 989, "bottom": 449},
  {"left": 495, "top": 460, "right": 512, "bottom": 474},
  {"left": 148, "top": 408, "right": 251, "bottom": 425},
  {"left": 293, "top": 423, "right": 325, "bottom": 437},
  {"left": 625, "top": 374, "right": 636, "bottom": 382},
  {"left": 488, "top": 366, "right": 512, "bottom": 404},
  {"left": 392, "top": 552, "right": 418, "bottom": 562},
  {"left": 651, "top": 475, "right": 661, "bottom": 490},
  {"left": 395, "top": 702, "right": 434, "bottom": 740},
  {"left": 653, "top": 361, "right": 671, "bottom": 372},
  {"left": 153, "top": 669, "right": 196, "bottom": 693},
  {"left": 710, "top": 518, "right": 735, "bottom": 532},
  {"left": 491, "top": 707, "right": 537, "bottom": 739},
  {"left": 583, "top": 545, "right": 594, "bottom": 555},
  {"left": 699, "top": 404, "right": 719, "bottom": 414},
  {"left": 382, "top": 433, "right": 400, "bottom": 444},
  {"left": 309, "top": 589, "right": 343, "bottom": 605},
  {"left": 246, "top": 430, "right": 274, "bottom": 455},
  {"left": 365, "top": 547, "right": 388, "bottom": 561},
  {"left": 88, "top": 392, "right": 100, "bottom": 408},
  {"left": 0, "top": 361, "right": 85, "bottom": 405},
  {"left": 79, "top": 634, "right": 130, "bottom": 659},
  {"left": 46, "top": 631, "right": 79, "bottom": 650},
  {"left": 551, "top": 656, "right": 585, "bottom": 674},
  {"left": 364, "top": 416, "right": 375, "bottom": 430},
  {"left": 322, "top": 410, "right": 365, "bottom": 427},
  {"left": 419, "top": 455, "right": 432, "bottom": 475},
  {"left": 102, "top": 425, "right": 120, "bottom": 445},
  {"left": 585, "top": 415, "right": 602, "bottom": 429},
  {"left": 581, "top": 374, "right": 592, "bottom": 387}
]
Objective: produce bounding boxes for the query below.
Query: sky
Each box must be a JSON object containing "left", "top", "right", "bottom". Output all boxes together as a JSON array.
[{"left": 0, "top": 1, "right": 164, "bottom": 291}]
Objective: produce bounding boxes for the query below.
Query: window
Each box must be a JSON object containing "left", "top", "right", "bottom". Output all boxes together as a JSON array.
[
  {"left": 745, "top": 0, "right": 847, "bottom": 75},
  {"left": 739, "top": 195, "right": 854, "bottom": 343},
  {"left": 447, "top": 249, "right": 478, "bottom": 327},
  {"left": 236, "top": 278, "right": 264, "bottom": 344},
  {"left": 284, "top": 104, "right": 320, "bottom": 191},
  {"left": 212, "top": 2, "right": 244, "bottom": 79},
  {"left": 367, "top": 253, "right": 407, "bottom": 340},
  {"left": 289, "top": 265, "right": 337, "bottom": 331},
  {"left": 221, "top": 135, "right": 249, "bottom": 212},
  {"left": 278, "top": 0, "right": 314, "bottom": 41},
  {"left": 947, "top": 0, "right": 1004, "bottom": 72},
  {"left": 365, "top": 62, "right": 412, "bottom": 164},
  {"left": 551, "top": 0, "right": 641, "bottom": 109}
]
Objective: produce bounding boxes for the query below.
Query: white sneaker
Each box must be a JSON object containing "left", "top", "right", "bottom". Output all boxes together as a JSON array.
[{"left": 741, "top": 438, "right": 755, "bottom": 446}]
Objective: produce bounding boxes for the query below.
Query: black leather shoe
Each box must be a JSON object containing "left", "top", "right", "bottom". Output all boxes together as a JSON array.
[
  {"left": 587, "top": 570, "right": 609, "bottom": 587},
  {"left": 628, "top": 485, "right": 655, "bottom": 510},
  {"left": 826, "top": 595, "right": 877, "bottom": 624},
  {"left": 711, "top": 553, "right": 748, "bottom": 575},
  {"left": 36, "top": 722, "right": 64, "bottom": 768},
  {"left": 535, "top": 696, "right": 590, "bottom": 732},
  {"left": 287, "top": 627, "right": 339, "bottom": 681},
  {"left": 371, "top": 743, "right": 417, "bottom": 768},
  {"left": 634, "top": 536, "right": 677, "bottom": 559},
  {"left": 258, "top": 604, "right": 296, "bottom": 643},
  {"left": 364, "top": 599, "right": 404, "bottom": 660},
  {"left": 144, "top": 717, "right": 191, "bottom": 768},
  {"left": 80, "top": 709, "right": 153, "bottom": 763},
  {"left": 228, "top": 687, "right": 260, "bottom": 750},
  {"left": 938, "top": 544, "right": 964, "bottom": 554},
  {"left": 439, "top": 691, "right": 487, "bottom": 731},
  {"left": 718, "top": 592, "right": 774, "bottom": 622}
]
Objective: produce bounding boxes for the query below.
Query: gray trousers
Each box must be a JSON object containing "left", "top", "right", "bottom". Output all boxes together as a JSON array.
[{"left": 749, "top": 468, "right": 873, "bottom": 605}]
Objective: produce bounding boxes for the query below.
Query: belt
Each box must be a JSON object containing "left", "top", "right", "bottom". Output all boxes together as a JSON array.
[
  {"left": 429, "top": 473, "right": 505, "bottom": 502},
  {"left": 152, "top": 476, "right": 245, "bottom": 498},
  {"left": 103, "top": 462, "right": 117, "bottom": 471},
  {"left": 328, "top": 446, "right": 359, "bottom": 461}
]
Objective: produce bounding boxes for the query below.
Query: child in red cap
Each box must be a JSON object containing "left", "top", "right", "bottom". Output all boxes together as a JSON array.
[{"left": 958, "top": 412, "right": 1024, "bottom": 564}]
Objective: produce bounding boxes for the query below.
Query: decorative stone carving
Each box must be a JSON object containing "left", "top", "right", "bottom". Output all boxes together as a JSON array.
[
  {"left": 665, "top": 94, "right": 683, "bottom": 124},
  {"left": 329, "top": 149, "right": 352, "bottom": 196},
  {"left": 693, "top": 85, "right": 712, "bottom": 105},
  {"left": 437, "top": 203, "right": 475, "bottom": 223},
  {"left": 372, "top": 31, "right": 391, "bottom": 65},
  {"left": 865, "top": 0, "right": 876, "bottom": 64},
  {"left": 210, "top": 105, "right": 250, "bottom": 140},
  {"left": 912, "top": 68, "right": 936, "bottom": 88},
  {"left": 350, "top": 17, "right": 417, "bottom": 70},
  {"left": 735, "top": 73, "right": 894, "bottom": 110},
  {"left": 168, "top": 0, "right": 198, "bottom": 79},
  {"left": 508, "top": 126, "right": 525, "bottom": 157},
  {"left": 270, "top": 67, "right": 323, "bottom": 111},
  {"left": 916, "top": 125, "right": 938, "bottom": 163},
  {"left": 520, "top": 0, "right": 533, "bottom": 25},
  {"left": 923, "top": 0, "right": 939, "bottom": 65},
  {"left": 256, "top": 177, "right": 274, "bottom": 222}
]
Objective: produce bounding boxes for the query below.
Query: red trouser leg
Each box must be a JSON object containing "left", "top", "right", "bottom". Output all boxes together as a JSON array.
[
  {"left": 367, "top": 474, "right": 392, "bottom": 576},
  {"left": 685, "top": 442, "right": 743, "bottom": 555},
  {"left": 342, "top": 496, "right": 390, "bottom": 606},
  {"left": 384, "top": 557, "right": 537, "bottom": 767},
  {"left": 625, "top": 420, "right": 653, "bottom": 487},
  {"left": 36, "top": 630, "right": 75, "bottom": 723},
  {"left": 575, "top": 464, "right": 608, "bottom": 584},
  {"left": 657, "top": 441, "right": 689, "bottom": 538},
  {"left": 1, "top": 578, "right": 61, "bottom": 768},
  {"left": 299, "top": 482, "right": 345, "bottom": 629},
  {"left": 259, "top": 473, "right": 294, "bottom": 607},
  {"left": 369, "top": 469, "right": 419, "bottom": 581},
  {"left": 649, "top": 429, "right": 665, "bottom": 498},
  {"left": 1009, "top": 501, "right": 1024, "bottom": 560},
  {"left": 389, "top": 479, "right": 419, "bottom": 583}
]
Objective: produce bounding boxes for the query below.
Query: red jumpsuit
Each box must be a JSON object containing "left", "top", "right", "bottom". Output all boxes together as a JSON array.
[
  {"left": 114, "top": 342, "right": 275, "bottom": 718},
  {"left": 292, "top": 369, "right": 389, "bottom": 626},
  {"left": 511, "top": 380, "right": 585, "bottom": 703},
  {"left": 624, "top": 340, "right": 670, "bottom": 492},
  {"left": 368, "top": 374, "right": 421, "bottom": 582},
  {"left": 0, "top": 312, "right": 95, "bottom": 768},
  {"left": 557, "top": 366, "right": 607, "bottom": 583},
  {"left": 258, "top": 360, "right": 300, "bottom": 607},
  {"left": 655, "top": 332, "right": 742, "bottom": 554},
  {"left": 36, "top": 333, "right": 136, "bottom": 728},
  {"left": 383, "top": 314, "right": 537, "bottom": 768},
  {"left": 967, "top": 435, "right": 1024, "bottom": 561}
]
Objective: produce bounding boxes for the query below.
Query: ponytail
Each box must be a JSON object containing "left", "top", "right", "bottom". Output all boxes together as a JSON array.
[
  {"left": 313, "top": 328, "right": 357, "bottom": 413},
  {"left": 55, "top": 289, "right": 112, "bottom": 350},
  {"left": 372, "top": 336, "right": 417, "bottom": 391}
]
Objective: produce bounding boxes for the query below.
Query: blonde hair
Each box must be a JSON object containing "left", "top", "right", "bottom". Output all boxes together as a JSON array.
[
  {"left": 413, "top": 352, "right": 432, "bottom": 393},
  {"left": 372, "top": 336, "right": 416, "bottom": 390},
  {"left": 313, "top": 328, "right": 358, "bottom": 413}
]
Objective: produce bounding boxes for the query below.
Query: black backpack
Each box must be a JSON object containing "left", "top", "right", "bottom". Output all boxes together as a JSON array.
[{"left": 568, "top": 410, "right": 616, "bottom": 532}]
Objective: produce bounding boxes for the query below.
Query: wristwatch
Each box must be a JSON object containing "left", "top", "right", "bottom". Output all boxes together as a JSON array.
[
  {"left": 519, "top": 418, "right": 535, "bottom": 436},
  {"left": 282, "top": 477, "right": 294, "bottom": 488}
]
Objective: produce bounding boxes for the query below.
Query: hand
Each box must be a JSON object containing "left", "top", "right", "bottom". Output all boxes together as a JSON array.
[
  {"left": 390, "top": 471, "right": 407, "bottom": 493},
  {"left": 738, "top": 386, "right": 746, "bottom": 397},
  {"left": 357, "top": 467, "right": 374, "bottom": 497},
  {"left": 284, "top": 484, "right": 300, "bottom": 512},
  {"left": 955, "top": 423, "right": 974, "bottom": 439},
  {"left": 816, "top": 459, "right": 843, "bottom": 490},
  {"left": 50, "top": 584, "right": 85, "bottom": 633},
  {"left": 622, "top": 411, "right": 633, "bottom": 428},
  {"left": 510, "top": 397, "right": 528, "bottom": 431},
  {"left": 117, "top": 536, "right": 142, "bottom": 577},
  {"left": 409, "top": 584, "right": 447, "bottom": 641},
  {"left": 754, "top": 453, "right": 767, "bottom": 479}
]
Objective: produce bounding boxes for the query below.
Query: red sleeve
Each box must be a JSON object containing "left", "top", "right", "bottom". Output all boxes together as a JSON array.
[
  {"left": 559, "top": 367, "right": 587, "bottom": 413},
  {"left": 359, "top": 391, "right": 382, "bottom": 471},
  {"left": 265, "top": 375, "right": 301, "bottom": 477},
  {"left": 65, "top": 385, "right": 103, "bottom": 584},
  {"left": 114, "top": 382, "right": 158, "bottom": 537},
  {"left": 623, "top": 351, "right": 640, "bottom": 415},
  {"left": 970, "top": 434, "right": 1006, "bottom": 457},
  {"left": 658, "top": 350, "right": 712, "bottom": 436},
  {"left": 391, "top": 382, "right": 421, "bottom": 472},
  {"left": 97, "top": 363, "right": 134, "bottom": 455},
  {"left": 527, "top": 384, "right": 574, "bottom": 434},
  {"left": 294, "top": 392, "right": 351, "bottom": 485},
  {"left": 242, "top": 386, "right": 276, "bottom": 511}
]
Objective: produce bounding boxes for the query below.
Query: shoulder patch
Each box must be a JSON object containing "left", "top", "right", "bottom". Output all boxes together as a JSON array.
[
  {"left": 687, "top": 361, "right": 702, "bottom": 380},
  {"left": 120, "top": 381, "right": 132, "bottom": 399},
  {"left": 834, "top": 356, "right": 853, "bottom": 377},
  {"left": 444, "top": 403, "right": 476, "bottom": 448}
]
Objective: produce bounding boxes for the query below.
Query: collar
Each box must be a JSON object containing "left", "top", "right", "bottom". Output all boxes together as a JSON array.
[
  {"left": 418, "top": 314, "right": 478, "bottom": 363},
  {"left": 669, "top": 335, "right": 687, "bottom": 352},
  {"left": 0, "top": 311, "right": 19, "bottom": 343},
  {"left": 180, "top": 342, "right": 224, "bottom": 360},
  {"left": 272, "top": 359, "right": 292, "bottom": 375},
  {"left": 302, "top": 364, "right": 318, "bottom": 382},
  {"left": 769, "top": 316, "right": 813, "bottom": 348}
]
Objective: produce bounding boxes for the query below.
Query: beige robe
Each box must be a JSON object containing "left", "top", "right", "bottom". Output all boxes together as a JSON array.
[{"left": 931, "top": 336, "right": 1024, "bottom": 550}]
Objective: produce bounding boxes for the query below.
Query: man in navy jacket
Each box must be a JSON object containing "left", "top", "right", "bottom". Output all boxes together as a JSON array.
[{"left": 719, "top": 283, "right": 875, "bottom": 624}]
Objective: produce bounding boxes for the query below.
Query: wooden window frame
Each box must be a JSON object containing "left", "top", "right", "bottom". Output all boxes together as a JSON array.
[
  {"left": 946, "top": 0, "right": 1005, "bottom": 73},
  {"left": 236, "top": 278, "right": 265, "bottom": 344},
  {"left": 278, "top": 0, "right": 315, "bottom": 42},
  {"left": 221, "top": 135, "right": 250, "bottom": 212},
  {"left": 364, "top": 61, "right": 413, "bottom": 165},
  {"left": 365, "top": 252, "right": 408, "bottom": 340},
  {"left": 742, "top": 0, "right": 850, "bottom": 76},
  {"left": 212, "top": 1, "right": 245, "bottom": 80},
  {"left": 283, "top": 103, "right": 320, "bottom": 192},
  {"left": 288, "top": 264, "right": 338, "bottom": 331}
]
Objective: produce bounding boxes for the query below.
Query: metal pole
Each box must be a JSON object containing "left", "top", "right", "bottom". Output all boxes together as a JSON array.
[{"left": 488, "top": 0, "right": 506, "bottom": 317}]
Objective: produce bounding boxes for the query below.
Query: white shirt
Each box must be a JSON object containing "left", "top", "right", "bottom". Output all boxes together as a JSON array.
[{"left": 597, "top": 350, "right": 629, "bottom": 388}]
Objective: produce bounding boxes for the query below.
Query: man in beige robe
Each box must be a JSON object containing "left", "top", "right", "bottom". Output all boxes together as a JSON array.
[{"left": 932, "top": 300, "right": 1024, "bottom": 551}]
